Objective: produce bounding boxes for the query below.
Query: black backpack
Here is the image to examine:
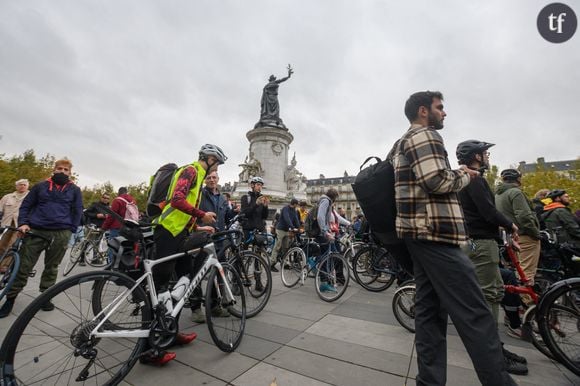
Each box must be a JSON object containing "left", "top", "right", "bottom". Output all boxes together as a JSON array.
[
  {"left": 146, "top": 163, "right": 178, "bottom": 218},
  {"left": 303, "top": 197, "right": 330, "bottom": 238},
  {"left": 351, "top": 156, "right": 399, "bottom": 244}
]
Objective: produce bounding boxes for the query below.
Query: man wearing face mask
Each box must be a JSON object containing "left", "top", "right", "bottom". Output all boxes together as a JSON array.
[{"left": 0, "top": 159, "right": 83, "bottom": 318}]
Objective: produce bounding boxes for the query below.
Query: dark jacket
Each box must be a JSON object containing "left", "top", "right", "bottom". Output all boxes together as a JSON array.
[
  {"left": 240, "top": 191, "right": 268, "bottom": 231},
  {"left": 276, "top": 205, "right": 300, "bottom": 231},
  {"left": 543, "top": 202, "right": 580, "bottom": 245},
  {"left": 458, "top": 174, "right": 513, "bottom": 240},
  {"left": 199, "top": 187, "right": 234, "bottom": 231},
  {"left": 18, "top": 178, "right": 83, "bottom": 232},
  {"left": 495, "top": 182, "right": 540, "bottom": 239},
  {"left": 102, "top": 193, "right": 136, "bottom": 230},
  {"left": 84, "top": 201, "right": 110, "bottom": 228}
]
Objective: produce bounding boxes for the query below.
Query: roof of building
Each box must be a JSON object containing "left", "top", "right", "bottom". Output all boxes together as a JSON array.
[
  {"left": 518, "top": 158, "right": 579, "bottom": 174},
  {"left": 306, "top": 175, "right": 355, "bottom": 186}
]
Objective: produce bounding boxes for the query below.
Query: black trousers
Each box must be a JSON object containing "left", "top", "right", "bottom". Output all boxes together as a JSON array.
[{"left": 405, "top": 239, "right": 515, "bottom": 386}]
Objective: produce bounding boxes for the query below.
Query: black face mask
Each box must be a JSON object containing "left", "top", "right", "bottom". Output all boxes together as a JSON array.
[{"left": 52, "top": 172, "right": 70, "bottom": 185}]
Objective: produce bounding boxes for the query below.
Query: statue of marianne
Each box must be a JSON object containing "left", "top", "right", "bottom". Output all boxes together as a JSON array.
[{"left": 255, "top": 64, "right": 293, "bottom": 129}]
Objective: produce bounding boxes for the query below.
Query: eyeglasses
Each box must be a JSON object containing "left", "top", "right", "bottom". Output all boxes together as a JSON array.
[{"left": 484, "top": 151, "right": 491, "bottom": 156}]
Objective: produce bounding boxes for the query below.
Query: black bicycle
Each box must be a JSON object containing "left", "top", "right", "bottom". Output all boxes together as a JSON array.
[{"left": 63, "top": 224, "right": 109, "bottom": 276}]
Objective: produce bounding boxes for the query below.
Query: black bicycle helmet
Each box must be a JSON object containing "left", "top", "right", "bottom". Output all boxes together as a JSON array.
[
  {"left": 500, "top": 169, "right": 521, "bottom": 181},
  {"left": 199, "top": 144, "right": 227, "bottom": 164},
  {"left": 456, "top": 140, "right": 495, "bottom": 164},
  {"left": 547, "top": 189, "right": 566, "bottom": 199}
]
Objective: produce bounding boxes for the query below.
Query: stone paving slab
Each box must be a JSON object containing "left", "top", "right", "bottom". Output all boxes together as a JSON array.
[
  {"left": 264, "top": 346, "right": 406, "bottom": 386},
  {"left": 233, "top": 362, "right": 332, "bottom": 386}
]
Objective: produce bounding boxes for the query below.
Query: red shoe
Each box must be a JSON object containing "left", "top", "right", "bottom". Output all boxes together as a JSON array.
[
  {"left": 139, "top": 351, "right": 176, "bottom": 366},
  {"left": 175, "top": 332, "right": 197, "bottom": 345}
]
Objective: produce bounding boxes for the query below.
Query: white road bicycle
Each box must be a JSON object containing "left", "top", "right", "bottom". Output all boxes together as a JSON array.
[{"left": 0, "top": 229, "right": 246, "bottom": 385}]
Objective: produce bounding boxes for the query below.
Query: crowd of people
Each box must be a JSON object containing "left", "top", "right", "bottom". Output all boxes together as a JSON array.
[{"left": 0, "top": 90, "right": 578, "bottom": 383}]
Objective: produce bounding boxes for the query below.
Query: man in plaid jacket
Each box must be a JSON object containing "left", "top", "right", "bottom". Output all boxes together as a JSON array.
[{"left": 392, "top": 91, "right": 515, "bottom": 386}]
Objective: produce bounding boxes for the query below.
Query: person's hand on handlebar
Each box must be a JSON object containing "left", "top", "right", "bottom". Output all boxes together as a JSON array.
[
  {"left": 197, "top": 225, "right": 216, "bottom": 234},
  {"left": 17, "top": 224, "right": 30, "bottom": 236},
  {"left": 201, "top": 212, "right": 217, "bottom": 224},
  {"left": 510, "top": 223, "right": 520, "bottom": 243}
]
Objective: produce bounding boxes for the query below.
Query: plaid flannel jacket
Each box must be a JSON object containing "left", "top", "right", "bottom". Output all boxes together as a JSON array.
[{"left": 390, "top": 124, "right": 471, "bottom": 245}]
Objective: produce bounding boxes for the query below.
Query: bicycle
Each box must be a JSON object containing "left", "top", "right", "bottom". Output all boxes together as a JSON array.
[
  {"left": 63, "top": 224, "right": 109, "bottom": 276},
  {"left": 536, "top": 277, "right": 580, "bottom": 376},
  {"left": 0, "top": 229, "right": 246, "bottom": 385},
  {"left": 218, "top": 215, "right": 272, "bottom": 318},
  {"left": 351, "top": 242, "right": 401, "bottom": 292},
  {"left": 0, "top": 226, "right": 53, "bottom": 302},
  {"left": 280, "top": 235, "right": 350, "bottom": 302},
  {"left": 338, "top": 227, "right": 365, "bottom": 281}
]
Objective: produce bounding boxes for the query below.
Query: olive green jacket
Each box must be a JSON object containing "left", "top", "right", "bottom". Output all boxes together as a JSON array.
[
  {"left": 543, "top": 203, "right": 580, "bottom": 245},
  {"left": 495, "top": 182, "right": 540, "bottom": 239}
]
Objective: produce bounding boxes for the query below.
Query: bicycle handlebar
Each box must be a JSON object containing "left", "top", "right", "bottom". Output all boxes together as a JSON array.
[{"left": 0, "top": 226, "right": 54, "bottom": 244}]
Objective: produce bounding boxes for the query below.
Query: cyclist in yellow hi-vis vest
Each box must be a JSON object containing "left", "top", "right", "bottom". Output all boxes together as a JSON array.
[{"left": 142, "top": 144, "right": 227, "bottom": 366}]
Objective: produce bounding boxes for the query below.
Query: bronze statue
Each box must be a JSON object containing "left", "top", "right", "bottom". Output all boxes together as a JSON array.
[{"left": 255, "top": 64, "right": 293, "bottom": 129}]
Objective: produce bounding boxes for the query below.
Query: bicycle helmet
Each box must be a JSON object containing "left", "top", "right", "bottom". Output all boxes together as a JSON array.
[
  {"left": 456, "top": 140, "right": 495, "bottom": 164},
  {"left": 500, "top": 169, "right": 521, "bottom": 181},
  {"left": 250, "top": 176, "right": 264, "bottom": 185},
  {"left": 199, "top": 144, "right": 227, "bottom": 164},
  {"left": 547, "top": 189, "right": 566, "bottom": 199}
]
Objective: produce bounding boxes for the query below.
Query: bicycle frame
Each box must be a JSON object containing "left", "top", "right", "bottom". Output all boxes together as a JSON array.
[
  {"left": 501, "top": 231, "right": 540, "bottom": 304},
  {"left": 91, "top": 241, "right": 234, "bottom": 339}
]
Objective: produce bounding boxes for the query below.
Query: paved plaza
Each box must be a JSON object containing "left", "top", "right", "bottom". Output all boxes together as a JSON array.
[{"left": 0, "top": 253, "right": 578, "bottom": 386}]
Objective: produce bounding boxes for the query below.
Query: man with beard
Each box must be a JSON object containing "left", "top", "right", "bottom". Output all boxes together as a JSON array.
[
  {"left": 0, "top": 159, "right": 83, "bottom": 318},
  {"left": 542, "top": 190, "right": 580, "bottom": 246},
  {"left": 456, "top": 140, "right": 528, "bottom": 375},
  {"left": 390, "top": 91, "right": 515, "bottom": 385}
]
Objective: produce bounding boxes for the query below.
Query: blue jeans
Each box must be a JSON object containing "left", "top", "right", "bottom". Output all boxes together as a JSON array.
[{"left": 106, "top": 229, "right": 120, "bottom": 264}]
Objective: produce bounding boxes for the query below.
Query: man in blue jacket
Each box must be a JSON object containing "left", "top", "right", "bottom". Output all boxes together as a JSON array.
[
  {"left": 0, "top": 159, "right": 83, "bottom": 318},
  {"left": 270, "top": 198, "right": 300, "bottom": 272}
]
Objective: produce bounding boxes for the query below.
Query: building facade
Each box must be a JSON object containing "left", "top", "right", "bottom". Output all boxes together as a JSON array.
[{"left": 305, "top": 172, "right": 360, "bottom": 221}]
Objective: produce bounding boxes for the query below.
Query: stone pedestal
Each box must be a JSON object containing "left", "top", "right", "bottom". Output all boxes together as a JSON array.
[{"left": 233, "top": 125, "right": 306, "bottom": 214}]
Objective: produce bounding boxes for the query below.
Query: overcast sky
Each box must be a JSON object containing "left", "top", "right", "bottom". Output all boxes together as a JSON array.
[{"left": 1, "top": 1, "right": 579, "bottom": 190}]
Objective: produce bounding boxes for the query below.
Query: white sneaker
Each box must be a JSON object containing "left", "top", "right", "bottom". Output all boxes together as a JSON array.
[{"left": 191, "top": 308, "right": 206, "bottom": 324}]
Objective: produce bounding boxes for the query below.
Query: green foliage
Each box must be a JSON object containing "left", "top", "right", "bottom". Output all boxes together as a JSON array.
[
  {"left": 485, "top": 165, "right": 499, "bottom": 193},
  {"left": 521, "top": 167, "right": 580, "bottom": 212},
  {"left": 0, "top": 150, "right": 55, "bottom": 196}
]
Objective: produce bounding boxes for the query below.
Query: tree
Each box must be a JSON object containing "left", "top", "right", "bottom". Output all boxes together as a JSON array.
[
  {"left": 0, "top": 150, "right": 55, "bottom": 196},
  {"left": 485, "top": 165, "right": 499, "bottom": 193}
]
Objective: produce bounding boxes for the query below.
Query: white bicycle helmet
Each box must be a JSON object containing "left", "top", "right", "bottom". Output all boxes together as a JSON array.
[
  {"left": 250, "top": 176, "right": 264, "bottom": 185},
  {"left": 199, "top": 144, "right": 227, "bottom": 164}
]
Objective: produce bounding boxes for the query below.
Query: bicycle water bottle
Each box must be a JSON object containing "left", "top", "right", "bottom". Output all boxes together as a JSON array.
[
  {"left": 171, "top": 276, "right": 190, "bottom": 300},
  {"left": 157, "top": 290, "right": 173, "bottom": 314}
]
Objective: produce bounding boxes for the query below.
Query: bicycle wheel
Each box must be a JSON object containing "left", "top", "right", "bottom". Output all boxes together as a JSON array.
[
  {"left": 63, "top": 241, "right": 85, "bottom": 276},
  {"left": 537, "top": 279, "right": 580, "bottom": 375},
  {"left": 205, "top": 264, "right": 246, "bottom": 352},
  {"left": 315, "top": 252, "right": 349, "bottom": 302},
  {"left": 0, "top": 251, "right": 20, "bottom": 302},
  {"left": 84, "top": 242, "right": 109, "bottom": 267},
  {"left": 238, "top": 251, "right": 272, "bottom": 318},
  {"left": 521, "top": 306, "right": 556, "bottom": 360},
  {"left": 352, "top": 246, "right": 395, "bottom": 292},
  {"left": 281, "top": 247, "right": 306, "bottom": 288},
  {"left": 344, "top": 242, "right": 364, "bottom": 281},
  {"left": 0, "top": 271, "right": 152, "bottom": 385},
  {"left": 392, "top": 284, "right": 416, "bottom": 333}
]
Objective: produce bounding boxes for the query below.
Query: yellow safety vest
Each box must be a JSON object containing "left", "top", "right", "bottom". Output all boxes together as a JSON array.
[{"left": 157, "top": 162, "right": 206, "bottom": 236}]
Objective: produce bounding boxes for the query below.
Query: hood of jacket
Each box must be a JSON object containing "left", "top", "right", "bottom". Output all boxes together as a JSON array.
[{"left": 495, "top": 181, "right": 520, "bottom": 195}]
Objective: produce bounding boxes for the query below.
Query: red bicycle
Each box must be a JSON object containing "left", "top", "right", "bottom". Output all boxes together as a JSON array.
[{"left": 500, "top": 230, "right": 557, "bottom": 359}]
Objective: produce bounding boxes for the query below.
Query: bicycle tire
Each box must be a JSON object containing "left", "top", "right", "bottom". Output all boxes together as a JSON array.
[
  {"left": 521, "top": 306, "right": 556, "bottom": 360},
  {"left": 84, "top": 242, "right": 109, "bottom": 267},
  {"left": 344, "top": 241, "right": 364, "bottom": 281},
  {"left": 63, "top": 241, "right": 85, "bottom": 276},
  {"left": 537, "top": 279, "right": 580, "bottom": 375},
  {"left": 0, "top": 270, "right": 152, "bottom": 385},
  {"left": 315, "top": 252, "right": 349, "bottom": 302},
  {"left": 205, "top": 264, "right": 246, "bottom": 352},
  {"left": 241, "top": 251, "right": 272, "bottom": 317},
  {"left": 392, "top": 284, "right": 416, "bottom": 333},
  {"left": 352, "top": 246, "right": 395, "bottom": 292},
  {"left": 0, "top": 251, "right": 19, "bottom": 302},
  {"left": 281, "top": 247, "right": 306, "bottom": 288}
]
